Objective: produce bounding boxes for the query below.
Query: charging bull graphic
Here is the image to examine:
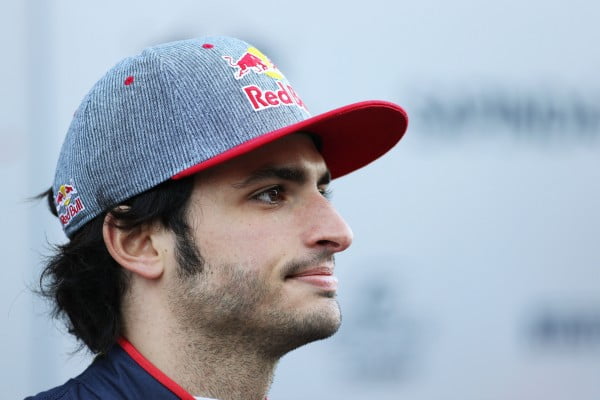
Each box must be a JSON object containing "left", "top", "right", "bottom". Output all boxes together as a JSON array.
[
  {"left": 223, "top": 53, "right": 269, "bottom": 79},
  {"left": 55, "top": 184, "right": 76, "bottom": 207},
  {"left": 222, "top": 47, "right": 284, "bottom": 80}
]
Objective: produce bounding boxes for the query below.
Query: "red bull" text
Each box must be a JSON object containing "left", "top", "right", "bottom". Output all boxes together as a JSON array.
[
  {"left": 58, "top": 197, "right": 85, "bottom": 226},
  {"left": 242, "top": 82, "right": 306, "bottom": 112}
]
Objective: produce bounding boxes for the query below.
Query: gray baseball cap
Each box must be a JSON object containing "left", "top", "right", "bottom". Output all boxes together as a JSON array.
[{"left": 52, "top": 36, "right": 408, "bottom": 237}]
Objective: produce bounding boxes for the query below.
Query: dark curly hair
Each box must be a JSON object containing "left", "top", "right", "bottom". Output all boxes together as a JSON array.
[{"left": 38, "top": 177, "right": 202, "bottom": 354}]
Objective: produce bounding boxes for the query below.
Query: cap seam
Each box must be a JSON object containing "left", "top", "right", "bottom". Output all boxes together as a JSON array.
[{"left": 152, "top": 46, "right": 202, "bottom": 179}]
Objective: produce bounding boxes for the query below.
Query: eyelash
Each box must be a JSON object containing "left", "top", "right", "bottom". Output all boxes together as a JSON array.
[
  {"left": 252, "top": 185, "right": 332, "bottom": 205},
  {"left": 320, "top": 187, "right": 333, "bottom": 199},
  {"left": 253, "top": 186, "right": 285, "bottom": 205}
]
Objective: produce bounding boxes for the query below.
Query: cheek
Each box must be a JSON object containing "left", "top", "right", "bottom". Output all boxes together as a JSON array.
[{"left": 195, "top": 213, "right": 294, "bottom": 271}]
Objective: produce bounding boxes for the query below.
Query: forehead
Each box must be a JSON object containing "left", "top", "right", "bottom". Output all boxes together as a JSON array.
[{"left": 195, "top": 133, "right": 328, "bottom": 183}]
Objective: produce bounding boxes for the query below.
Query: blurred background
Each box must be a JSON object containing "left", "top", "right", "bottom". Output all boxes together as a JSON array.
[{"left": 2, "top": 0, "right": 599, "bottom": 399}]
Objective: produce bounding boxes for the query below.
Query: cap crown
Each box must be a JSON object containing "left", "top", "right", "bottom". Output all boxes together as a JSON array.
[{"left": 53, "top": 36, "right": 311, "bottom": 237}]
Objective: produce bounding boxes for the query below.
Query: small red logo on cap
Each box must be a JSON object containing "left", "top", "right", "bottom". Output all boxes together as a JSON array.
[{"left": 55, "top": 183, "right": 85, "bottom": 227}]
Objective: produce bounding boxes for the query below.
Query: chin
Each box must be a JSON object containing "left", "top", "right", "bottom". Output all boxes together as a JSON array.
[
  {"left": 302, "top": 300, "right": 341, "bottom": 338},
  {"left": 259, "top": 298, "right": 342, "bottom": 357}
]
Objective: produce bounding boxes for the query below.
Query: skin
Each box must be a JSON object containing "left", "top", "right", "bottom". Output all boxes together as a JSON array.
[{"left": 104, "top": 134, "right": 353, "bottom": 400}]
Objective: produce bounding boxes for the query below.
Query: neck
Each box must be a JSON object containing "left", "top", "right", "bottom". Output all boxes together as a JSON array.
[
  {"left": 168, "top": 332, "right": 277, "bottom": 400},
  {"left": 123, "top": 300, "right": 277, "bottom": 400}
]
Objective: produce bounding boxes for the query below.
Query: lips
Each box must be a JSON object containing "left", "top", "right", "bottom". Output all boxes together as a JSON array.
[{"left": 286, "top": 267, "right": 338, "bottom": 291}]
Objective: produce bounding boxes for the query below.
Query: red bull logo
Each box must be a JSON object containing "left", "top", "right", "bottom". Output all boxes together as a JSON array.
[
  {"left": 55, "top": 183, "right": 85, "bottom": 227},
  {"left": 222, "top": 47, "right": 307, "bottom": 113}
]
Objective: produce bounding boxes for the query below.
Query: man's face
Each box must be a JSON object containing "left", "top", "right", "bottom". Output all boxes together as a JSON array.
[{"left": 166, "top": 134, "right": 353, "bottom": 356}]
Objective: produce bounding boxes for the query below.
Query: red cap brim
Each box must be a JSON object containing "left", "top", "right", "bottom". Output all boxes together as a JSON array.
[{"left": 173, "top": 100, "right": 408, "bottom": 180}]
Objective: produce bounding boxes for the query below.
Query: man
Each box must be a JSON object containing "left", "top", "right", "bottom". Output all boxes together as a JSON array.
[{"left": 28, "top": 36, "right": 408, "bottom": 400}]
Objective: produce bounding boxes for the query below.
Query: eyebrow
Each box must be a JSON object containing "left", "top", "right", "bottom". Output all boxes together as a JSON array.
[{"left": 231, "top": 166, "right": 331, "bottom": 189}]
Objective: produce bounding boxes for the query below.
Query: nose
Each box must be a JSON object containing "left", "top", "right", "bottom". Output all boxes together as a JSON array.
[{"left": 301, "top": 193, "right": 354, "bottom": 253}]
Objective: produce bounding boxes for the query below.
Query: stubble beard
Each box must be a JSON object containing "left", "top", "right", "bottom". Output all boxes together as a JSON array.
[{"left": 169, "top": 252, "right": 342, "bottom": 359}]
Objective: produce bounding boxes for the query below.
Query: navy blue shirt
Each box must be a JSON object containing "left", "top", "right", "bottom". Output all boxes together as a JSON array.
[{"left": 25, "top": 339, "right": 195, "bottom": 400}]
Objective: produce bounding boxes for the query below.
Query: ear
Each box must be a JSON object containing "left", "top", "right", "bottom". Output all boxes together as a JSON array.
[{"left": 102, "top": 213, "right": 165, "bottom": 280}]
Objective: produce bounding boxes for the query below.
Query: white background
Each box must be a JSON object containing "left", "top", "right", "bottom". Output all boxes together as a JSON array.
[{"left": 2, "top": 1, "right": 599, "bottom": 399}]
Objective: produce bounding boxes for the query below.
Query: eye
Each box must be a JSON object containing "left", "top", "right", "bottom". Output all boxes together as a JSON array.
[
  {"left": 319, "top": 186, "right": 333, "bottom": 200},
  {"left": 253, "top": 186, "right": 285, "bottom": 205}
]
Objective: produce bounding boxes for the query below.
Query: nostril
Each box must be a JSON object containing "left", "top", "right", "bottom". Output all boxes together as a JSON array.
[{"left": 316, "top": 238, "right": 348, "bottom": 251}]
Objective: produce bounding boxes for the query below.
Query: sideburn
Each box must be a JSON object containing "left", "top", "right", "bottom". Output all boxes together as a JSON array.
[{"left": 172, "top": 220, "right": 205, "bottom": 278}]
